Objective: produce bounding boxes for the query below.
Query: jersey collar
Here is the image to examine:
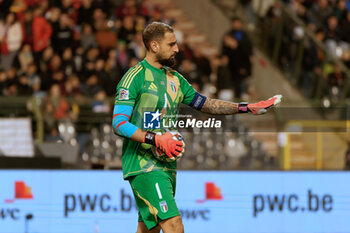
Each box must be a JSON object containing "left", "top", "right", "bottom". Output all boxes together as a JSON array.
[{"left": 142, "top": 59, "right": 167, "bottom": 73}]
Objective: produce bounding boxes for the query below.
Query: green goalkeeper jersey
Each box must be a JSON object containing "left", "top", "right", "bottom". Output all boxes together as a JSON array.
[{"left": 115, "top": 59, "right": 197, "bottom": 179}]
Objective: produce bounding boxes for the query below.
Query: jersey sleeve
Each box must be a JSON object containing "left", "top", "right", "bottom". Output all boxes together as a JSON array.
[
  {"left": 112, "top": 65, "right": 144, "bottom": 138},
  {"left": 112, "top": 105, "right": 138, "bottom": 138},
  {"left": 115, "top": 64, "right": 144, "bottom": 106},
  {"left": 178, "top": 73, "right": 207, "bottom": 110}
]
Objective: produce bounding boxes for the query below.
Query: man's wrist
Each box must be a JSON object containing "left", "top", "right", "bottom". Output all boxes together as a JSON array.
[
  {"left": 144, "top": 131, "right": 156, "bottom": 145},
  {"left": 238, "top": 102, "right": 249, "bottom": 113}
]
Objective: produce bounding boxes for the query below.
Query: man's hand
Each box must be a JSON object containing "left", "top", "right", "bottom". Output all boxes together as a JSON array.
[
  {"left": 247, "top": 95, "right": 282, "bottom": 115},
  {"left": 155, "top": 132, "right": 183, "bottom": 159},
  {"left": 144, "top": 131, "right": 183, "bottom": 159}
]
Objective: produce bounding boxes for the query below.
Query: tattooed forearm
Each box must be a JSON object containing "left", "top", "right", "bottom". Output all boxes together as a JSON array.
[{"left": 201, "top": 98, "right": 238, "bottom": 115}]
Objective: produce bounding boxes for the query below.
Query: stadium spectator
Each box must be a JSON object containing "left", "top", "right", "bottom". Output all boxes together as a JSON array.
[
  {"left": 91, "top": 90, "right": 110, "bottom": 113},
  {"left": 92, "top": 8, "right": 108, "bottom": 31},
  {"left": 48, "top": 7, "right": 62, "bottom": 52},
  {"left": 17, "top": 44, "right": 34, "bottom": 71},
  {"left": 26, "top": 63, "right": 41, "bottom": 93},
  {"left": 95, "top": 58, "right": 113, "bottom": 96},
  {"left": 0, "top": 69, "right": 7, "bottom": 94},
  {"left": 115, "top": 0, "right": 138, "bottom": 19},
  {"left": 116, "top": 40, "right": 132, "bottom": 74},
  {"left": 80, "top": 74, "right": 102, "bottom": 97},
  {"left": 264, "top": 1, "right": 282, "bottom": 55},
  {"left": 0, "top": 13, "right": 23, "bottom": 71},
  {"left": 118, "top": 15, "right": 136, "bottom": 45},
  {"left": 78, "top": 0, "right": 94, "bottom": 25},
  {"left": 38, "top": 46, "right": 54, "bottom": 73},
  {"left": 55, "top": 13, "right": 74, "bottom": 52},
  {"left": 80, "top": 23, "right": 97, "bottom": 51},
  {"left": 178, "top": 59, "right": 200, "bottom": 87},
  {"left": 61, "top": 74, "right": 80, "bottom": 97},
  {"left": 42, "top": 84, "right": 70, "bottom": 123},
  {"left": 73, "top": 46, "right": 84, "bottom": 74},
  {"left": 340, "top": 12, "right": 350, "bottom": 43},
  {"left": 222, "top": 17, "right": 253, "bottom": 99},
  {"left": 60, "top": 49, "right": 74, "bottom": 81},
  {"left": 129, "top": 31, "right": 146, "bottom": 60},
  {"left": 17, "top": 72, "right": 33, "bottom": 96},
  {"left": 214, "top": 55, "right": 232, "bottom": 94},
  {"left": 325, "top": 15, "right": 342, "bottom": 42},
  {"left": 327, "top": 63, "right": 345, "bottom": 97},
  {"left": 3, "top": 67, "right": 18, "bottom": 96},
  {"left": 334, "top": 0, "right": 348, "bottom": 23},
  {"left": 193, "top": 48, "right": 212, "bottom": 81},
  {"left": 41, "top": 99, "right": 59, "bottom": 142},
  {"left": 308, "top": 0, "right": 333, "bottom": 28},
  {"left": 9, "top": 0, "right": 27, "bottom": 19},
  {"left": 140, "top": 0, "right": 160, "bottom": 20},
  {"left": 222, "top": 34, "right": 239, "bottom": 97},
  {"left": 32, "top": 7, "right": 52, "bottom": 63},
  {"left": 301, "top": 29, "right": 325, "bottom": 97},
  {"left": 22, "top": 10, "right": 34, "bottom": 46}
]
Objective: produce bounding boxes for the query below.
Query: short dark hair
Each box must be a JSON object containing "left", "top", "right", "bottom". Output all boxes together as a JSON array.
[
  {"left": 231, "top": 17, "right": 241, "bottom": 22},
  {"left": 142, "top": 22, "right": 174, "bottom": 50}
]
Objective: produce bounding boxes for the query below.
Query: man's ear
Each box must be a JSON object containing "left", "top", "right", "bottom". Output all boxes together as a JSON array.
[{"left": 150, "top": 41, "right": 159, "bottom": 53}]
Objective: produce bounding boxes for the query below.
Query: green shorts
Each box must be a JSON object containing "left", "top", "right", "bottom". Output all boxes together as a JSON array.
[{"left": 128, "top": 170, "right": 180, "bottom": 230}]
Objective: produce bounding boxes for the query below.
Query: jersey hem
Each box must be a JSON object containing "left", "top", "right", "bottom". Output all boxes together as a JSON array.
[{"left": 123, "top": 167, "right": 177, "bottom": 180}]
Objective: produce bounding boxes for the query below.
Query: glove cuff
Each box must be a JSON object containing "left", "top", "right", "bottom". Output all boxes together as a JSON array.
[
  {"left": 144, "top": 131, "right": 156, "bottom": 146},
  {"left": 238, "top": 102, "right": 249, "bottom": 113}
]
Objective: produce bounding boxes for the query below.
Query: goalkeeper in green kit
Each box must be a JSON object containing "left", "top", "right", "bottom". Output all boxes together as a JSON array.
[{"left": 112, "top": 22, "right": 282, "bottom": 233}]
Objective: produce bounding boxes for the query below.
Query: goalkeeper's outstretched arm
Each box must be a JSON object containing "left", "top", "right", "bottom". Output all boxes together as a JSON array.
[
  {"left": 201, "top": 98, "right": 239, "bottom": 115},
  {"left": 200, "top": 95, "right": 282, "bottom": 115}
]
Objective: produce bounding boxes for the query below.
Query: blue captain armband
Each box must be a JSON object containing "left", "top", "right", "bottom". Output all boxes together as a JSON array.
[
  {"left": 189, "top": 92, "right": 207, "bottom": 110},
  {"left": 112, "top": 105, "right": 138, "bottom": 138}
]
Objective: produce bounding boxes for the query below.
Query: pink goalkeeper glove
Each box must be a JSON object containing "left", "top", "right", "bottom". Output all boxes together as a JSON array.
[{"left": 238, "top": 95, "right": 282, "bottom": 115}]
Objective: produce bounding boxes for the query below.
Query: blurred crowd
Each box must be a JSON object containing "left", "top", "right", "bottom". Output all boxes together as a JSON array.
[
  {"left": 0, "top": 0, "right": 256, "bottom": 141},
  {"left": 265, "top": 0, "right": 350, "bottom": 101}
]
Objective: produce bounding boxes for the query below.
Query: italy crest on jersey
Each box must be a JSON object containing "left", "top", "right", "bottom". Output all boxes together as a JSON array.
[
  {"left": 159, "top": 201, "right": 168, "bottom": 213},
  {"left": 169, "top": 81, "right": 177, "bottom": 93}
]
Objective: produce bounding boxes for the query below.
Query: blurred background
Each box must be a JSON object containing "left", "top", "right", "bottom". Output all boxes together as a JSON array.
[{"left": 0, "top": 0, "right": 349, "bottom": 232}]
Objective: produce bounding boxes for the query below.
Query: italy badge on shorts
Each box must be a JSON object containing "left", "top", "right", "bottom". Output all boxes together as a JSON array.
[{"left": 159, "top": 201, "right": 168, "bottom": 213}]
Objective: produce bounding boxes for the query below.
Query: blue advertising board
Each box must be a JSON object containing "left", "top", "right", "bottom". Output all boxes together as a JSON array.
[{"left": 0, "top": 171, "right": 348, "bottom": 233}]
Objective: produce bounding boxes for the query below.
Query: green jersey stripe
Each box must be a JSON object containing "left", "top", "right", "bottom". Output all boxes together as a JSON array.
[
  {"left": 125, "top": 66, "right": 143, "bottom": 89},
  {"left": 122, "top": 65, "right": 141, "bottom": 87},
  {"left": 122, "top": 65, "right": 142, "bottom": 88}
]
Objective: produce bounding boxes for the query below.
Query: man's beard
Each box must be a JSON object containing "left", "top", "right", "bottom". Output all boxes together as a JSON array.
[{"left": 156, "top": 53, "right": 176, "bottom": 67}]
